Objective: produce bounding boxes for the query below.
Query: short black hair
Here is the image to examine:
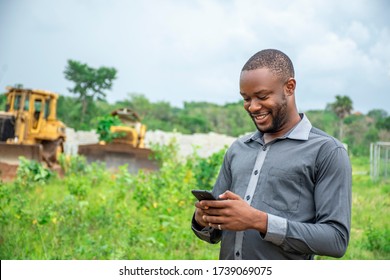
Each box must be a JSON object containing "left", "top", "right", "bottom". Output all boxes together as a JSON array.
[{"left": 242, "top": 49, "right": 295, "bottom": 81}]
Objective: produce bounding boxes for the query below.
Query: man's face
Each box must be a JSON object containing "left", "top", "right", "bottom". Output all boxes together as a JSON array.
[{"left": 240, "top": 68, "right": 292, "bottom": 135}]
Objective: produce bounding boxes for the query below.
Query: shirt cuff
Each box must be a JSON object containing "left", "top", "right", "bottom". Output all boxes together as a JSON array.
[
  {"left": 263, "top": 214, "right": 287, "bottom": 246},
  {"left": 191, "top": 214, "right": 222, "bottom": 244}
]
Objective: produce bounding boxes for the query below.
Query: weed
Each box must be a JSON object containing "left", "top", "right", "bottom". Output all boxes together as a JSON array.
[
  {"left": 16, "top": 157, "right": 53, "bottom": 185},
  {"left": 363, "top": 221, "right": 390, "bottom": 253}
]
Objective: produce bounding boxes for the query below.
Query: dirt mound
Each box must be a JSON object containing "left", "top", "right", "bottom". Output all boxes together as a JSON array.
[{"left": 0, "top": 162, "right": 18, "bottom": 182}]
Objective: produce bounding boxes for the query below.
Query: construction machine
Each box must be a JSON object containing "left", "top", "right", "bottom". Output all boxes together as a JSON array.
[
  {"left": 77, "top": 108, "right": 158, "bottom": 174},
  {"left": 0, "top": 87, "right": 66, "bottom": 177}
]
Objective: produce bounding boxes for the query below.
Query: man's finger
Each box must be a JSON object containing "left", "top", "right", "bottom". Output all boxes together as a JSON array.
[
  {"left": 195, "top": 201, "right": 209, "bottom": 209},
  {"left": 203, "top": 214, "right": 226, "bottom": 225},
  {"left": 203, "top": 207, "right": 226, "bottom": 216},
  {"left": 200, "top": 200, "right": 228, "bottom": 208},
  {"left": 219, "top": 190, "right": 242, "bottom": 200}
]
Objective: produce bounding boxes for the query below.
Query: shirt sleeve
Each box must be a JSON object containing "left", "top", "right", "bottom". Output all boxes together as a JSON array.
[
  {"left": 263, "top": 146, "right": 352, "bottom": 258},
  {"left": 191, "top": 214, "right": 222, "bottom": 244}
]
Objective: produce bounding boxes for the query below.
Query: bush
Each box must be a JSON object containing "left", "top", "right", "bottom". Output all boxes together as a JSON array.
[
  {"left": 96, "top": 115, "right": 125, "bottom": 143},
  {"left": 364, "top": 221, "right": 390, "bottom": 253},
  {"left": 16, "top": 157, "right": 54, "bottom": 185}
]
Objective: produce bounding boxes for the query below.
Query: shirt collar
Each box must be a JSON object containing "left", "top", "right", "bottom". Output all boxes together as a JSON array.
[{"left": 244, "top": 113, "right": 312, "bottom": 143}]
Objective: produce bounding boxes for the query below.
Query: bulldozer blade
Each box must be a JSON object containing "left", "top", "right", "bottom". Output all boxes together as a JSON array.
[
  {"left": 0, "top": 142, "right": 43, "bottom": 165},
  {"left": 78, "top": 143, "right": 159, "bottom": 174}
]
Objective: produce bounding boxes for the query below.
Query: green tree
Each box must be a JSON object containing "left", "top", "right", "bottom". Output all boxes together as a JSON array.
[
  {"left": 367, "top": 109, "right": 390, "bottom": 131},
  {"left": 116, "top": 93, "right": 180, "bottom": 132},
  {"left": 329, "top": 95, "right": 353, "bottom": 140},
  {"left": 0, "top": 91, "right": 6, "bottom": 110},
  {"left": 305, "top": 109, "right": 339, "bottom": 137},
  {"left": 367, "top": 109, "right": 388, "bottom": 121},
  {"left": 116, "top": 93, "right": 152, "bottom": 119},
  {"left": 57, "top": 95, "right": 79, "bottom": 128},
  {"left": 377, "top": 116, "right": 390, "bottom": 131},
  {"left": 64, "top": 60, "right": 117, "bottom": 125},
  {"left": 57, "top": 95, "right": 114, "bottom": 130},
  {"left": 223, "top": 100, "right": 254, "bottom": 136},
  {"left": 343, "top": 114, "right": 375, "bottom": 156}
]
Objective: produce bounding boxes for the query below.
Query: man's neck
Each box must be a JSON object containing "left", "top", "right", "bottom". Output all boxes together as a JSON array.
[
  {"left": 263, "top": 114, "right": 302, "bottom": 144},
  {"left": 263, "top": 133, "right": 274, "bottom": 144}
]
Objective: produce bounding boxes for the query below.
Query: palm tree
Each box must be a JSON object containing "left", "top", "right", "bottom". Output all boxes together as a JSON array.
[{"left": 330, "top": 95, "right": 353, "bottom": 140}]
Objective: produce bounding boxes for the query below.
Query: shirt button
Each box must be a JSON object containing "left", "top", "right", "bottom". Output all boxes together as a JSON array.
[
  {"left": 254, "top": 170, "right": 258, "bottom": 175},
  {"left": 262, "top": 145, "right": 267, "bottom": 151},
  {"left": 236, "top": 251, "right": 240, "bottom": 257},
  {"left": 246, "top": 195, "right": 250, "bottom": 201}
]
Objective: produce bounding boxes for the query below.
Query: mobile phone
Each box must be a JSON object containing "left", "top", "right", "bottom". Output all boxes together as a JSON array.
[{"left": 191, "top": 189, "right": 217, "bottom": 201}]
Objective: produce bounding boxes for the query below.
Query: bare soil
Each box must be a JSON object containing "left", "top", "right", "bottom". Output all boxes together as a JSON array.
[
  {"left": 0, "top": 162, "right": 18, "bottom": 182},
  {"left": 0, "top": 162, "right": 64, "bottom": 182}
]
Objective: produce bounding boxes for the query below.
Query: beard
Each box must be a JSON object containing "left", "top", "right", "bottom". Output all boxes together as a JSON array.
[{"left": 250, "top": 96, "right": 288, "bottom": 134}]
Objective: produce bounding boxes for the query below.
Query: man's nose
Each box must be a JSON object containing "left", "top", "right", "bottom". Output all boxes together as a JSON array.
[{"left": 248, "top": 99, "right": 262, "bottom": 112}]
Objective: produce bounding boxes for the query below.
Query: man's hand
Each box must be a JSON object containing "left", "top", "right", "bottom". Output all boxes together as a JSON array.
[
  {"left": 197, "top": 191, "right": 268, "bottom": 233},
  {"left": 194, "top": 201, "right": 210, "bottom": 228}
]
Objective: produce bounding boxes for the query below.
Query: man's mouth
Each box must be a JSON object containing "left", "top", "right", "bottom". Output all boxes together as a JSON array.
[{"left": 252, "top": 112, "right": 270, "bottom": 120}]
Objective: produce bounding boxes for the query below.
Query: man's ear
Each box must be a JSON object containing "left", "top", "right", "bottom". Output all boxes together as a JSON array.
[{"left": 285, "top": 78, "right": 296, "bottom": 96}]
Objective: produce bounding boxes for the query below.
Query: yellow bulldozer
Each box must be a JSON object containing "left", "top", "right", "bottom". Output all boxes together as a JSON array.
[
  {"left": 0, "top": 87, "right": 66, "bottom": 173},
  {"left": 77, "top": 108, "right": 158, "bottom": 173}
]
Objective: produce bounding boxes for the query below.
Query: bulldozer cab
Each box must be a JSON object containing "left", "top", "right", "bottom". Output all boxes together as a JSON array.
[
  {"left": 30, "top": 94, "right": 46, "bottom": 132},
  {"left": 0, "top": 87, "right": 66, "bottom": 169},
  {"left": 3, "top": 87, "right": 65, "bottom": 143}
]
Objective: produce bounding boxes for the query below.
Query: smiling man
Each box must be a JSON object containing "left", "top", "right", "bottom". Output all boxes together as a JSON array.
[{"left": 192, "top": 49, "right": 352, "bottom": 260}]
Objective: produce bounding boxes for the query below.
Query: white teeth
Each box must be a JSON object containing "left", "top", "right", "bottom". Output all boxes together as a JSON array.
[{"left": 255, "top": 114, "right": 268, "bottom": 120}]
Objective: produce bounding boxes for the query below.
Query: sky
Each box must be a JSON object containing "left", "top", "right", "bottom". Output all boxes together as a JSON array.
[{"left": 0, "top": 0, "right": 389, "bottom": 114}]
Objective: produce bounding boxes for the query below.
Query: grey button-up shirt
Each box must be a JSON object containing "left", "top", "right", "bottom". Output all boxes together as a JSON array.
[{"left": 192, "top": 114, "right": 352, "bottom": 260}]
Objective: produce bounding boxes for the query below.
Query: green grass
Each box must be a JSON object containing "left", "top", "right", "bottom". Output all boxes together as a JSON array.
[
  {"left": 0, "top": 173, "right": 219, "bottom": 259},
  {"left": 0, "top": 153, "right": 388, "bottom": 260},
  {"left": 317, "top": 156, "right": 390, "bottom": 260}
]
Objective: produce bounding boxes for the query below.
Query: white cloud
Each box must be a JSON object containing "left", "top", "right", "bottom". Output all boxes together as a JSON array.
[{"left": 346, "top": 21, "right": 371, "bottom": 45}]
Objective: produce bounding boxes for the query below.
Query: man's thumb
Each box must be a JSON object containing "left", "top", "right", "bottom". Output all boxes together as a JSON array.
[{"left": 219, "top": 190, "right": 241, "bottom": 200}]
